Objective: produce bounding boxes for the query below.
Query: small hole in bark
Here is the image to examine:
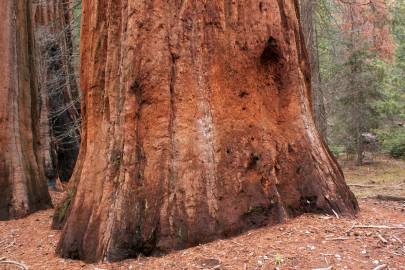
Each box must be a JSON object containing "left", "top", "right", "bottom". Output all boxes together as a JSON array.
[
  {"left": 296, "top": 166, "right": 302, "bottom": 174},
  {"left": 275, "top": 163, "right": 281, "bottom": 174},
  {"left": 288, "top": 144, "right": 294, "bottom": 153},
  {"left": 67, "top": 246, "right": 80, "bottom": 260},
  {"left": 242, "top": 107, "right": 247, "bottom": 111},
  {"left": 130, "top": 79, "right": 142, "bottom": 97},
  {"left": 260, "top": 177, "right": 267, "bottom": 186},
  {"left": 259, "top": 2, "right": 264, "bottom": 12},
  {"left": 247, "top": 153, "right": 260, "bottom": 170},
  {"left": 242, "top": 205, "right": 273, "bottom": 226},
  {"left": 239, "top": 91, "right": 249, "bottom": 98},
  {"left": 226, "top": 148, "right": 232, "bottom": 154},
  {"left": 261, "top": 37, "right": 281, "bottom": 64},
  {"left": 299, "top": 196, "right": 320, "bottom": 212}
]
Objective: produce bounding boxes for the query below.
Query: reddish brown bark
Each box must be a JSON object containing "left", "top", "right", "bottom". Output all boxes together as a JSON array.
[
  {"left": 58, "top": 0, "right": 358, "bottom": 262},
  {"left": 0, "top": 0, "right": 52, "bottom": 220}
]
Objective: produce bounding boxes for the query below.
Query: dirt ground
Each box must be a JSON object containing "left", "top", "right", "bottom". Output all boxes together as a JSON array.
[{"left": 1, "top": 157, "right": 404, "bottom": 270}]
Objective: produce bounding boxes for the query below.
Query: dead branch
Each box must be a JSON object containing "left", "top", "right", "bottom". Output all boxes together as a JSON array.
[
  {"left": 348, "top": 183, "right": 405, "bottom": 188},
  {"left": 344, "top": 222, "right": 357, "bottom": 234},
  {"left": 332, "top": 209, "right": 340, "bottom": 219},
  {"left": 393, "top": 235, "right": 403, "bottom": 244},
  {"left": 375, "top": 232, "right": 388, "bottom": 244},
  {"left": 354, "top": 225, "right": 405, "bottom": 229},
  {"left": 372, "top": 264, "right": 387, "bottom": 270},
  {"left": 348, "top": 184, "right": 380, "bottom": 188},
  {"left": 374, "top": 195, "right": 405, "bottom": 202},
  {"left": 0, "top": 258, "right": 28, "bottom": 270}
]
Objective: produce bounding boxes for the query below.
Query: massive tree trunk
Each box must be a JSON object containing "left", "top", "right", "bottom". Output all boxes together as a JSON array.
[
  {"left": 0, "top": 0, "right": 52, "bottom": 220},
  {"left": 32, "top": 0, "right": 81, "bottom": 182},
  {"left": 299, "top": 0, "right": 327, "bottom": 138},
  {"left": 58, "top": 0, "right": 358, "bottom": 262}
]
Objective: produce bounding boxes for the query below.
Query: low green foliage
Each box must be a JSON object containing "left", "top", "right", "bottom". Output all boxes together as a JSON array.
[
  {"left": 52, "top": 188, "right": 75, "bottom": 229},
  {"left": 375, "top": 128, "right": 405, "bottom": 159},
  {"left": 329, "top": 144, "right": 345, "bottom": 157}
]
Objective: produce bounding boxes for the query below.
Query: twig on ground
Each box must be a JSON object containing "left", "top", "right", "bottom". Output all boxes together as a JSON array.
[
  {"left": 2, "top": 241, "right": 16, "bottom": 251},
  {"left": 325, "top": 237, "right": 350, "bottom": 241},
  {"left": 354, "top": 225, "right": 405, "bottom": 230},
  {"left": 344, "top": 222, "right": 357, "bottom": 234},
  {"left": 0, "top": 258, "right": 28, "bottom": 270},
  {"left": 312, "top": 267, "right": 332, "bottom": 270},
  {"left": 376, "top": 232, "right": 388, "bottom": 244},
  {"left": 324, "top": 256, "right": 329, "bottom": 266},
  {"left": 349, "top": 184, "right": 380, "bottom": 188},
  {"left": 374, "top": 195, "right": 405, "bottom": 202},
  {"left": 331, "top": 209, "right": 340, "bottom": 219},
  {"left": 372, "top": 264, "right": 387, "bottom": 270},
  {"left": 230, "top": 240, "right": 243, "bottom": 246},
  {"left": 393, "top": 235, "right": 403, "bottom": 244},
  {"left": 320, "top": 253, "right": 334, "bottom": 256},
  {"left": 349, "top": 183, "right": 405, "bottom": 188}
]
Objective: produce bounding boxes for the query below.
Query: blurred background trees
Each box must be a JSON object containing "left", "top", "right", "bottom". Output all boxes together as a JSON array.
[
  {"left": 32, "top": 0, "right": 82, "bottom": 184},
  {"left": 300, "top": 0, "right": 405, "bottom": 164}
]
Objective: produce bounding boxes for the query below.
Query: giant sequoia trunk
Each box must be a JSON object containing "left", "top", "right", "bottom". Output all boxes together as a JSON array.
[
  {"left": 32, "top": 0, "right": 81, "bottom": 182},
  {"left": 0, "top": 0, "right": 52, "bottom": 220},
  {"left": 58, "top": 0, "right": 358, "bottom": 262}
]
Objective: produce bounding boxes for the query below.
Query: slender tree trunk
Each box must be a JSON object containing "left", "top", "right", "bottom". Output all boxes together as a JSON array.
[
  {"left": 347, "top": 4, "right": 364, "bottom": 166},
  {"left": 0, "top": 0, "right": 52, "bottom": 220},
  {"left": 58, "top": 0, "right": 358, "bottom": 262},
  {"left": 32, "top": 0, "right": 81, "bottom": 182},
  {"left": 299, "top": 0, "right": 327, "bottom": 138}
]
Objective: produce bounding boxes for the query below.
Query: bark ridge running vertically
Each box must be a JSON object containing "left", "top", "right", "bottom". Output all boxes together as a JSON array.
[
  {"left": 0, "top": 0, "right": 52, "bottom": 220},
  {"left": 58, "top": 0, "right": 358, "bottom": 262}
]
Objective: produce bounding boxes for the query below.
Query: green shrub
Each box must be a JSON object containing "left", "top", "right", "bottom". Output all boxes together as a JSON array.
[
  {"left": 375, "top": 127, "right": 405, "bottom": 159},
  {"left": 329, "top": 144, "right": 345, "bottom": 157},
  {"left": 390, "top": 141, "right": 405, "bottom": 159}
]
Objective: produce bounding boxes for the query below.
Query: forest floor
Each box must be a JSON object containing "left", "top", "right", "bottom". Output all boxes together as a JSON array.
[{"left": 1, "top": 156, "right": 405, "bottom": 270}]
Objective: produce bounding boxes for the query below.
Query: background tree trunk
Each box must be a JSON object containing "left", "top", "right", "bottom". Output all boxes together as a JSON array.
[
  {"left": 299, "top": 0, "right": 327, "bottom": 139},
  {"left": 58, "top": 0, "right": 358, "bottom": 262},
  {"left": 32, "top": 0, "right": 81, "bottom": 182},
  {"left": 0, "top": 0, "right": 52, "bottom": 220}
]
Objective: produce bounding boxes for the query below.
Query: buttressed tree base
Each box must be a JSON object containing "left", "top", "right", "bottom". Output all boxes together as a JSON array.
[
  {"left": 58, "top": 0, "right": 358, "bottom": 262},
  {"left": 0, "top": 0, "right": 52, "bottom": 220}
]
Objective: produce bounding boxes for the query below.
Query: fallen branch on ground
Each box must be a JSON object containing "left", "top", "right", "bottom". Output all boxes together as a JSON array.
[
  {"left": 325, "top": 237, "right": 350, "bottom": 241},
  {"left": 354, "top": 225, "right": 405, "bottom": 229},
  {"left": 393, "top": 235, "right": 403, "bottom": 244},
  {"left": 372, "top": 264, "right": 387, "bottom": 270},
  {"left": 374, "top": 195, "right": 405, "bottom": 202},
  {"left": 348, "top": 183, "right": 404, "bottom": 188},
  {"left": 349, "top": 184, "right": 381, "bottom": 188},
  {"left": 0, "top": 258, "right": 28, "bottom": 270},
  {"left": 376, "top": 232, "right": 388, "bottom": 244}
]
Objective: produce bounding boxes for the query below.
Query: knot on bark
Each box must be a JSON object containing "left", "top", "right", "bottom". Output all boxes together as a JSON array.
[{"left": 261, "top": 37, "right": 281, "bottom": 64}]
